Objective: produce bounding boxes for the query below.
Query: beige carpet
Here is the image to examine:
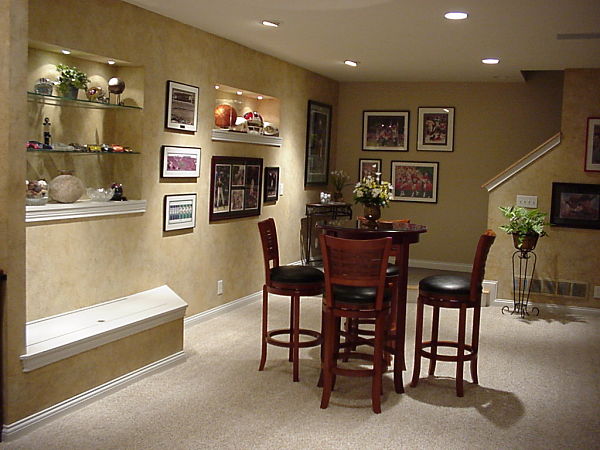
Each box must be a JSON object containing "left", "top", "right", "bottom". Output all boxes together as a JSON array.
[{"left": 3, "top": 294, "right": 600, "bottom": 449}]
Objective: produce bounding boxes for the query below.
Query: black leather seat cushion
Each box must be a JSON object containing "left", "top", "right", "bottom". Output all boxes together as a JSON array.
[
  {"left": 270, "top": 265, "right": 324, "bottom": 284},
  {"left": 386, "top": 263, "right": 400, "bottom": 277},
  {"left": 419, "top": 275, "right": 472, "bottom": 296},
  {"left": 332, "top": 285, "right": 392, "bottom": 304}
]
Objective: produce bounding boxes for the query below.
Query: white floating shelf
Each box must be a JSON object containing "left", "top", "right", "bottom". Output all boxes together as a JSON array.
[
  {"left": 26, "top": 199, "right": 147, "bottom": 223},
  {"left": 211, "top": 129, "right": 282, "bottom": 147}
]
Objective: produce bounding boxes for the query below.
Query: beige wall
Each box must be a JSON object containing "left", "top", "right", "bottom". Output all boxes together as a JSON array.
[
  {"left": 335, "top": 74, "right": 563, "bottom": 264},
  {"left": 487, "top": 69, "right": 600, "bottom": 307}
]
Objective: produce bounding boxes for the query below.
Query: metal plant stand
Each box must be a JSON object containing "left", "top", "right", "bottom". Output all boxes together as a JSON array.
[{"left": 502, "top": 248, "right": 540, "bottom": 318}]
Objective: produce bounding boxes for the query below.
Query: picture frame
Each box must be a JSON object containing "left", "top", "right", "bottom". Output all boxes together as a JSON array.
[
  {"left": 264, "top": 167, "right": 280, "bottom": 203},
  {"left": 163, "top": 193, "right": 197, "bottom": 231},
  {"left": 390, "top": 160, "right": 439, "bottom": 203},
  {"left": 161, "top": 145, "right": 201, "bottom": 178},
  {"left": 417, "top": 107, "right": 455, "bottom": 152},
  {"left": 209, "top": 156, "right": 263, "bottom": 221},
  {"left": 362, "top": 110, "right": 409, "bottom": 151},
  {"left": 585, "top": 117, "right": 600, "bottom": 172},
  {"left": 550, "top": 182, "right": 600, "bottom": 229},
  {"left": 165, "top": 80, "right": 199, "bottom": 132},
  {"left": 358, "top": 158, "right": 382, "bottom": 181},
  {"left": 304, "top": 100, "right": 332, "bottom": 186}
]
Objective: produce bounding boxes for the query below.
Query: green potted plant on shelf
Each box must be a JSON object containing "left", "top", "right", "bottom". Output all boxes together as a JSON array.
[
  {"left": 55, "top": 64, "right": 89, "bottom": 99},
  {"left": 498, "top": 205, "right": 548, "bottom": 251}
]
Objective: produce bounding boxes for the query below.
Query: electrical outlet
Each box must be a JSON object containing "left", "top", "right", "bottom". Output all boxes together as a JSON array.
[
  {"left": 594, "top": 286, "right": 600, "bottom": 299},
  {"left": 217, "top": 280, "right": 224, "bottom": 295},
  {"left": 516, "top": 195, "right": 538, "bottom": 208}
]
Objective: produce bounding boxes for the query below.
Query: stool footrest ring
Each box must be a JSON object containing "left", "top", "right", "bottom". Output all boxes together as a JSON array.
[
  {"left": 418, "top": 341, "right": 475, "bottom": 362},
  {"left": 266, "top": 328, "right": 321, "bottom": 348}
]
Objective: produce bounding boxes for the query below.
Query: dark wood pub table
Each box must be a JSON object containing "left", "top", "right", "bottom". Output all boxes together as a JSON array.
[{"left": 318, "top": 220, "right": 427, "bottom": 392}]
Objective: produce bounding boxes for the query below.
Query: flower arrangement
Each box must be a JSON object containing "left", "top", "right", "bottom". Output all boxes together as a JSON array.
[
  {"left": 353, "top": 176, "right": 391, "bottom": 207},
  {"left": 330, "top": 169, "right": 350, "bottom": 193}
]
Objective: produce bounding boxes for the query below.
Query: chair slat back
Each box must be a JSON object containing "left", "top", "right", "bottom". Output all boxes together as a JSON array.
[
  {"left": 258, "top": 218, "right": 279, "bottom": 283},
  {"left": 469, "top": 230, "right": 496, "bottom": 301}
]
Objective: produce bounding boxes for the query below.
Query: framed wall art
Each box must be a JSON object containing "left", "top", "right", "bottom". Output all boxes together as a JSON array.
[
  {"left": 304, "top": 100, "right": 332, "bottom": 186},
  {"left": 264, "top": 167, "right": 280, "bottom": 203},
  {"left": 161, "top": 145, "right": 201, "bottom": 178},
  {"left": 164, "top": 193, "right": 197, "bottom": 231},
  {"left": 550, "top": 182, "right": 600, "bottom": 229},
  {"left": 209, "top": 156, "right": 263, "bottom": 221},
  {"left": 585, "top": 117, "right": 600, "bottom": 172},
  {"left": 362, "top": 110, "right": 409, "bottom": 151},
  {"left": 390, "top": 160, "right": 439, "bottom": 203},
  {"left": 417, "top": 107, "right": 455, "bottom": 152},
  {"left": 165, "top": 80, "right": 199, "bottom": 132},
  {"left": 358, "top": 158, "right": 382, "bottom": 181}
]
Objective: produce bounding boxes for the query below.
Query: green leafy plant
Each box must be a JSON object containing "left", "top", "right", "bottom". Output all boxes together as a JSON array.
[
  {"left": 55, "top": 64, "right": 89, "bottom": 94},
  {"left": 330, "top": 169, "right": 350, "bottom": 192},
  {"left": 353, "top": 176, "right": 391, "bottom": 207},
  {"left": 498, "top": 205, "right": 548, "bottom": 247}
]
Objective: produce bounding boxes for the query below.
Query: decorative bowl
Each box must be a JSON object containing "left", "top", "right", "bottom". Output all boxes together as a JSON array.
[
  {"left": 26, "top": 196, "right": 49, "bottom": 206},
  {"left": 87, "top": 187, "right": 115, "bottom": 202}
]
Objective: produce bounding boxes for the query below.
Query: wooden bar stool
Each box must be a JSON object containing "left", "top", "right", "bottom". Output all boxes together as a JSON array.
[
  {"left": 410, "top": 230, "right": 496, "bottom": 396},
  {"left": 258, "top": 218, "right": 324, "bottom": 382}
]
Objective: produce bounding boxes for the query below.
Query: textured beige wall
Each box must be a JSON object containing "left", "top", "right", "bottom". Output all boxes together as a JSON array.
[
  {"left": 336, "top": 74, "right": 563, "bottom": 264},
  {"left": 487, "top": 69, "right": 600, "bottom": 307}
]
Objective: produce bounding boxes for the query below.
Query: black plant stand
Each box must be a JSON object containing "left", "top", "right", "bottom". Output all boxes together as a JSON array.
[{"left": 502, "top": 248, "right": 540, "bottom": 318}]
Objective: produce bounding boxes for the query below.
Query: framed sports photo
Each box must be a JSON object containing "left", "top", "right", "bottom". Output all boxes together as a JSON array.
[
  {"left": 161, "top": 146, "right": 200, "bottom": 178},
  {"left": 390, "top": 160, "right": 439, "bottom": 203},
  {"left": 164, "top": 194, "right": 197, "bottom": 231},
  {"left": 417, "top": 107, "right": 455, "bottom": 152},
  {"left": 264, "top": 167, "right": 280, "bottom": 203},
  {"left": 550, "top": 182, "right": 600, "bottom": 229},
  {"left": 305, "top": 100, "right": 332, "bottom": 186},
  {"left": 362, "top": 111, "right": 409, "bottom": 151},
  {"left": 358, "top": 158, "right": 382, "bottom": 181},
  {"left": 585, "top": 117, "right": 600, "bottom": 172},
  {"left": 165, "top": 80, "right": 199, "bottom": 132}
]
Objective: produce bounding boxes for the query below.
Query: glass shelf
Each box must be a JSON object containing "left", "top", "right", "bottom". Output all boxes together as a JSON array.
[
  {"left": 27, "top": 91, "right": 142, "bottom": 110},
  {"left": 27, "top": 149, "right": 140, "bottom": 155}
]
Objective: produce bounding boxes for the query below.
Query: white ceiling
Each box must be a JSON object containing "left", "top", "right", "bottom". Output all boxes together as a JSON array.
[{"left": 124, "top": 0, "right": 600, "bottom": 82}]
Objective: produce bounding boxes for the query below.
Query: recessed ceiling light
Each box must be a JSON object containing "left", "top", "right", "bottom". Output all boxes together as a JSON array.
[
  {"left": 236, "top": 91, "right": 243, "bottom": 95},
  {"left": 344, "top": 60, "right": 359, "bottom": 67},
  {"left": 107, "top": 59, "right": 116, "bottom": 65},
  {"left": 214, "top": 85, "right": 220, "bottom": 89},
  {"left": 444, "top": 11, "right": 468, "bottom": 20},
  {"left": 261, "top": 20, "right": 280, "bottom": 27},
  {"left": 482, "top": 58, "right": 500, "bottom": 64},
  {"left": 257, "top": 95, "right": 263, "bottom": 100},
  {"left": 61, "top": 49, "right": 71, "bottom": 55}
]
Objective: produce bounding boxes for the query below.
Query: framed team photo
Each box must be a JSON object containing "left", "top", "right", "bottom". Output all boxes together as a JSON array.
[
  {"left": 362, "top": 111, "right": 409, "bottom": 151},
  {"left": 164, "top": 194, "right": 197, "bottom": 231},
  {"left": 417, "top": 107, "right": 455, "bottom": 152},
  {"left": 390, "top": 161, "right": 439, "bottom": 203},
  {"left": 161, "top": 146, "right": 200, "bottom": 178}
]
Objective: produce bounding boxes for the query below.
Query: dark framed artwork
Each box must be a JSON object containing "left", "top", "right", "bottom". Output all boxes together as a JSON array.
[
  {"left": 165, "top": 80, "right": 199, "bottom": 132},
  {"left": 417, "top": 107, "right": 455, "bottom": 152},
  {"left": 264, "top": 167, "right": 280, "bottom": 203},
  {"left": 362, "top": 110, "right": 409, "bottom": 151},
  {"left": 585, "top": 117, "right": 600, "bottom": 172},
  {"left": 163, "top": 193, "right": 197, "bottom": 231},
  {"left": 550, "top": 182, "right": 600, "bottom": 229},
  {"left": 304, "top": 100, "right": 332, "bottom": 186},
  {"left": 390, "top": 160, "right": 439, "bottom": 203},
  {"left": 209, "top": 156, "right": 263, "bottom": 221},
  {"left": 161, "top": 145, "right": 200, "bottom": 178},
  {"left": 358, "top": 158, "right": 382, "bottom": 181}
]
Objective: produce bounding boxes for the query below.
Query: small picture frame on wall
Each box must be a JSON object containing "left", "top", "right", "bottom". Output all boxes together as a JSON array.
[
  {"left": 165, "top": 80, "right": 199, "bottom": 132},
  {"left": 264, "top": 167, "right": 280, "bottom": 203},
  {"left": 585, "top": 117, "right": 600, "bottom": 172},
  {"left": 161, "top": 145, "right": 200, "bottom": 178},
  {"left": 164, "top": 193, "right": 197, "bottom": 231},
  {"left": 390, "top": 160, "right": 439, "bottom": 203},
  {"left": 550, "top": 182, "right": 600, "bottom": 229},
  {"left": 417, "top": 107, "right": 455, "bottom": 152},
  {"left": 305, "top": 100, "right": 332, "bottom": 186},
  {"left": 362, "top": 111, "right": 409, "bottom": 151},
  {"left": 358, "top": 158, "right": 382, "bottom": 180}
]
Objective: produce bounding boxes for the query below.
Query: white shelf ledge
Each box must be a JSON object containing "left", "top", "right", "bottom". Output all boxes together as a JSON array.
[
  {"left": 21, "top": 285, "right": 188, "bottom": 372},
  {"left": 26, "top": 199, "right": 147, "bottom": 223},
  {"left": 211, "top": 129, "right": 282, "bottom": 147}
]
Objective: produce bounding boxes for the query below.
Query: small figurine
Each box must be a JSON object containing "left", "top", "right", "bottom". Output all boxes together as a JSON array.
[
  {"left": 43, "top": 117, "right": 52, "bottom": 146},
  {"left": 110, "top": 183, "right": 126, "bottom": 201}
]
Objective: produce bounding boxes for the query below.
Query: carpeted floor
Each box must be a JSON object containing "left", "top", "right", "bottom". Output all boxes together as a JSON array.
[{"left": 3, "top": 292, "right": 600, "bottom": 449}]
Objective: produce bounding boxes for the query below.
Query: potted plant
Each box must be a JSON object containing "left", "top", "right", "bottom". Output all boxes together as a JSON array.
[
  {"left": 330, "top": 169, "right": 350, "bottom": 202},
  {"left": 498, "top": 205, "right": 548, "bottom": 251},
  {"left": 55, "top": 64, "right": 89, "bottom": 99}
]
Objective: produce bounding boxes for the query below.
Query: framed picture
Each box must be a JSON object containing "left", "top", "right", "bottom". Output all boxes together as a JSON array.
[
  {"left": 304, "top": 100, "right": 332, "bottom": 186},
  {"left": 264, "top": 167, "right": 280, "bottom": 203},
  {"left": 362, "top": 110, "right": 409, "bottom": 151},
  {"left": 358, "top": 158, "right": 382, "bottom": 181},
  {"left": 417, "top": 107, "right": 455, "bottom": 152},
  {"left": 163, "top": 194, "right": 197, "bottom": 231},
  {"left": 550, "top": 182, "right": 600, "bottom": 229},
  {"left": 209, "top": 156, "right": 263, "bottom": 221},
  {"left": 161, "top": 145, "right": 200, "bottom": 178},
  {"left": 585, "top": 117, "right": 600, "bottom": 172},
  {"left": 390, "top": 160, "right": 439, "bottom": 203},
  {"left": 165, "top": 80, "right": 199, "bottom": 132}
]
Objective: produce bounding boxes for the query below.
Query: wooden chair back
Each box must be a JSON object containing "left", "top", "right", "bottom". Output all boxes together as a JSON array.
[
  {"left": 469, "top": 230, "right": 496, "bottom": 301},
  {"left": 258, "top": 218, "right": 279, "bottom": 284}
]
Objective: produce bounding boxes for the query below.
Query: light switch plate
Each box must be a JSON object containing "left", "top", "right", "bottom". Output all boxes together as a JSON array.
[
  {"left": 516, "top": 195, "right": 538, "bottom": 208},
  {"left": 594, "top": 286, "right": 600, "bottom": 299}
]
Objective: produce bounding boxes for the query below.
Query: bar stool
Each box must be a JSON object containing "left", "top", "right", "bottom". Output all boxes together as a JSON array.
[
  {"left": 257, "top": 218, "right": 324, "bottom": 382},
  {"left": 410, "top": 230, "right": 496, "bottom": 396}
]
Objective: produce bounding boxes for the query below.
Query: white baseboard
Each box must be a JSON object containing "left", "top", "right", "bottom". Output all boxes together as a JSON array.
[
  {"left": 409, "top": 258, "right": 472, "bottom": 273},
  {"left": 2, "top": 351, "right": 186, "bottom": 441},
  {"left": 184, "top": 291, "right": 262, "bottom": 328}
]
